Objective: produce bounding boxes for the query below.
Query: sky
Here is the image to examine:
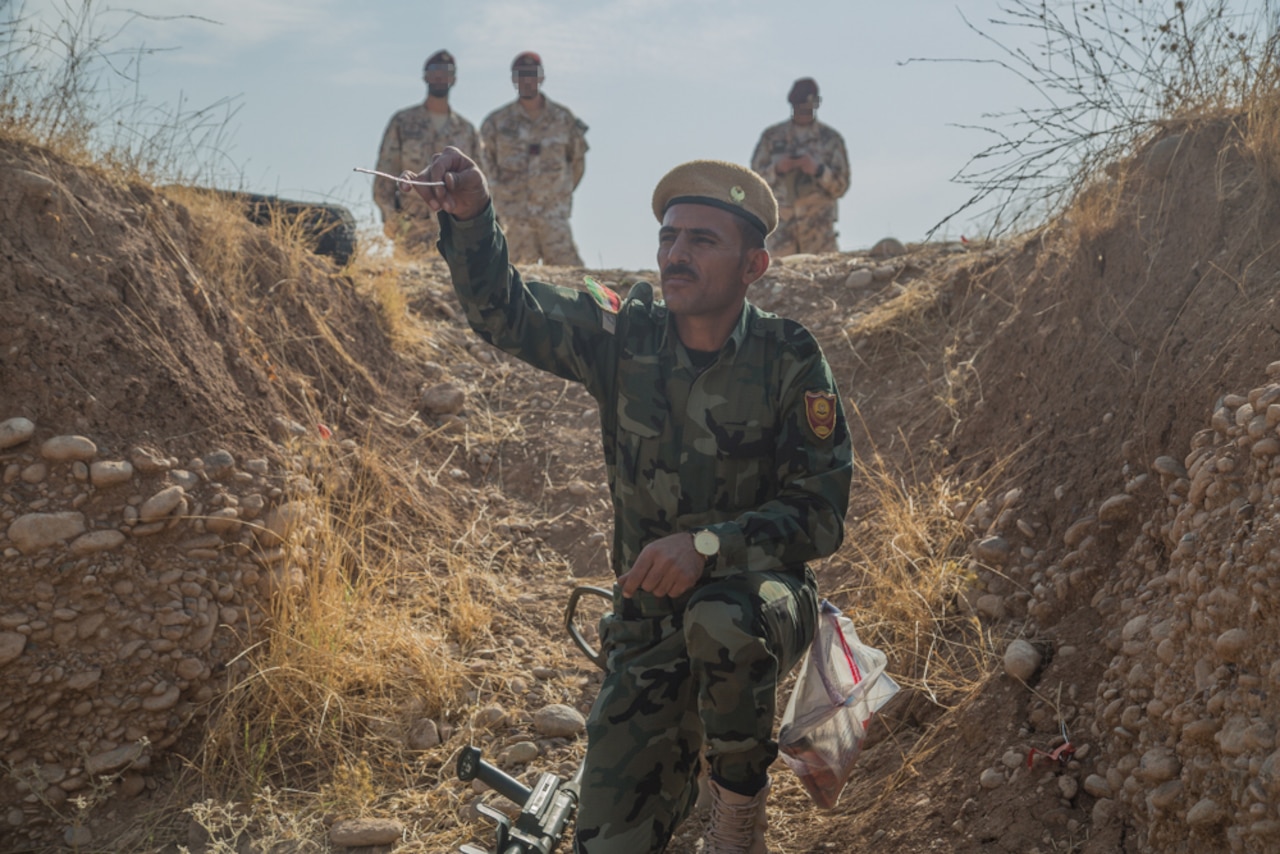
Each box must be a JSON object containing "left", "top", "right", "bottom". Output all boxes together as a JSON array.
[{"left": 20, "top": 0, "right": 1272, "bottom": 270}]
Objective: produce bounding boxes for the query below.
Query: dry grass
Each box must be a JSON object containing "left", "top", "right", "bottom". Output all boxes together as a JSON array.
[{"left": 823, "top": 442, "right": 995, "bottom": 710}]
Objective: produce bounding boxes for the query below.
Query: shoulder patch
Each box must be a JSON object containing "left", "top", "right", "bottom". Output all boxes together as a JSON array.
[
  {"left": 804, "top": 390, "right": 837, "bottom": 440},
  {"left": 584, "top": 275, "right": 620, "bottom": 334}
]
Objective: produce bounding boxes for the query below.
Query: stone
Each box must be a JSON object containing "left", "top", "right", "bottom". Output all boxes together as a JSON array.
[
  {"left": 0, "top": 632, "right": 27, "bottom": 666},
  {"left": 1185, "top": 797, "right": 1224, "bottom": 826},
  {"left": 979, "top": 767, "right": 1004, "bottom": 789},
  {"left": 139, "top": 486, "right": 186, "bottom": 523},
  {"left": 1083, "top": 774, "right": 1111, "bottom": 798},
  {"left": 259, "top": 501, "right": 308, "bottom": 547},
  {"left": 844, "top": 268, "right": 873, "bottom": 289},
  {"left": 329, "top": 817, "right": 404, "bottom": 847},
  {"left": 1003, "top": 639, "right": 1042, "bottom": 682},
  {"left": 869, "top": 237, "right": 907, "bottom": 258},
  {"left": 0, "top": 417, "right": 35, "bottom": 450},
  {"left": 129, "top": 447, "right": 170, "bottom": 474},
  {"left": 1152, "top": 455, "right": 1188, "bottom": 479},
  {"left": 421, "top": 383, "right": 466, "bottom": 416},
  {"left": 1097, "top": 494, "right": 1137, "bottom": 524},
  {"left": 203, "top": 449, "right": 237, "bottom": 479},
  {"left": 204, "top": 507, "right": 241, "bottom": 535},
  {"left": 975, "top": 594, "right": 1006, "bottom": 620},
  {"left": 1214, "top": 628, "right": 1249, "bottom": 662},
  {"left": 1147, "top": 780, "right": 1183, "bottom": 810},
  {"left": 40, "top": 435, "right": 97, "bottom": 462},
  {"left": 504, "top": 741, "right": 540, "bottom": 764},
  {"left": 89, "top": 460, "right": 133, "bottom": 488},
  {"left": 85, "top": 743, "right": 144, "bottom": 776},
  {"left": 973, "top": 536, "right": 1011, "bottom": 564},
  {"left": 408, "top": 718, "right": 441, "bottom": 750},
  {"left": 474, "top": 705, "right": 508, "bottom": 730},
  {"left": 1136, "top": 748, "right": 1180, "bottom": 783},
  {"left": 8, "top": 512, "right": 87, "bottom": 553},
  {"left": 67, "top": 668, "right": 102, "bottom": 691},
  {"left": 69, "top": 530, "right": 125, "bottom": 556},
  {"left": 532, "top": 703, "right": 586, "bottom": 737},
  {"left": 1057, "top": 775, "right": 1079, "bottom": 800},
  {"left": 64, "top": 826, "right": 92, "bottom": 848}
]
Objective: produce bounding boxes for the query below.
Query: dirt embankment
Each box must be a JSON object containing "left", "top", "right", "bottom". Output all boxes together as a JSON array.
[{"left": 3, "top": 114, "right": 1280, "bottom": 853}]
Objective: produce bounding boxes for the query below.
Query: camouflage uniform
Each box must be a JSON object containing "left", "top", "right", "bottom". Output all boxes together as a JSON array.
[
  {"left": 480, "top": 98, "right": 588, "bottom": 266},
  {"left": 750, "top": 120, "right": 851, "bottom": 256},
  {"left": 374, "top": 105, "right": 481, "bottom": 252},
  {"left": 439, "top": 205, "right": 852, "bottom": 853}
]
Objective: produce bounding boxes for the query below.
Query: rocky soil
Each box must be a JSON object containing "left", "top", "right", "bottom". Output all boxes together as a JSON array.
[{"left": 3, "top": 113, "right": 1280, "bottom": 853}]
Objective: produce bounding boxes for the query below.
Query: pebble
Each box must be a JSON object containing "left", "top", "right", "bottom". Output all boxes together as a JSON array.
[
  {"left": 869, "top": 237, "right": 906, "bottom": 258},
  {"left": 70, "top": 530, "right": 125, "bottom": 556},
  {"left": 64, "top": 826, "right": 92, "bottom": 847},
  {"left": 7, "top": 511, "right": 87, "bottom": 553},
  {"left": 1057, "top": 775, "right": 1079, "bottom": 800},
  {"left": 1003, "top": 639, "right": 1042, "bottom": 682},
  {"left": 85, "top": 743, "right": 143, "bottom": 776},
  {"left": 503, "top": 741, "right": 540, "bottom": 764},
  {"left": 138, "top": 486, "right": 185, "bottom": 523},
  {"left": 420, "top": 382, "right": 466, "bottom": 415},
  {"left": 0, "top": 632, "right": 27, "bottom": 666},
  {"left": 533, "top": 704, "right": 586, "bottom": 737},
  {"left": 1214, "top": 628, "right": 1249, "bottom": 662},
  {"left": 1152, "top": 456, "right": 1188, "bottom": 479},
  {"left": 979, "top": 767, "right": 1004, "bottom": 789},
  {"left": 328, "top": 817, "right": 404, "bottom": 847},
  {"left": 0, "top": 417, "right": 35, "bottom": 449},
  {"left": 40, "top": 435, "right": 97, "bottom": 462},
  {"left": 844, "top": 268, "right": 873, "bottom": 289},
  {"left": 973, "top": 535, "right": 1011, "bottom": 564},
  {"left": 1083, "top": 774, "right": 1112, "bottom": 798},
  {"left": 1185, "top": 797, "right": 1225, "bottom": 826},
  {"left": 1097, "top": 493, "right": 1137, "bottom": 523},
  {"left": 1148, "top": 780, "right": 1183, "bottom": 810},
  {"left": 474, "top": 705, "right": 509, "bottom": 730},
  {"left": 89, "top": 460, "right": 133, "bottom": 488},
  {"left": 407, "top": 718, "right": 441, "bottom": 750}
]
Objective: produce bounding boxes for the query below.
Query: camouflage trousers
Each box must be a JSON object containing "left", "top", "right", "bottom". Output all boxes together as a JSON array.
[
  {"left": 499, "top": 213, "right": 584, "bottom": 267},
  {"left": 573, "top": 567, "right": 818, "bottom": 853},
  {"left": 767, "top": 201, "right": 839, "bottom": 257}
]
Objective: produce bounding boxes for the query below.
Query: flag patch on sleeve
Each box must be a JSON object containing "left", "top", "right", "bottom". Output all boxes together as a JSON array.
[{"left": 584, "top": 276, "right": 621, "bottom": 334}]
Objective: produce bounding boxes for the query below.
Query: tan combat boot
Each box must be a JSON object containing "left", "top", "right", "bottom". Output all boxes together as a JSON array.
[{"left": 699, "top": 777, "right": 769, "bottom": 854}]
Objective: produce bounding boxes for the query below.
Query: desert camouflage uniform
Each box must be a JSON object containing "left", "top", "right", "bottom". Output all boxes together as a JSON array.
[
  {"left": 374, "top": 105, "right": 481, "bottom": 252},
  {"left": 480, "top": 98, "right": 588, "bottom": 266},
  {"left": 439, "top": 204, "right": 853, "bottom": 853},
  {"left": 751, "top": 120, "right": 851, "bottom": 256}
]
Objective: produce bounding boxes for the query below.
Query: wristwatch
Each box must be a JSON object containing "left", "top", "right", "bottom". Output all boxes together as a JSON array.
[{"left": 692, "top": 528, "right": 720, "bottom": 560}]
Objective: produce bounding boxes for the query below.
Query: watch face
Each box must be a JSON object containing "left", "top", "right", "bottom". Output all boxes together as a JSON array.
[{"left": 694, "top": 529, "right": 719, "bottom": 557}]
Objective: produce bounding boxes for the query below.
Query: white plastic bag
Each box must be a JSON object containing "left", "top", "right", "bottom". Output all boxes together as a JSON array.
[{"left": 778, "top": 599, "right": 900, "bottom": 809}]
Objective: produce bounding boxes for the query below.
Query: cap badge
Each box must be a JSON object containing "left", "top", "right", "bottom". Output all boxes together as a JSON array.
[{"left": 729, "top": 185, "right": 745, "bottom": 205}]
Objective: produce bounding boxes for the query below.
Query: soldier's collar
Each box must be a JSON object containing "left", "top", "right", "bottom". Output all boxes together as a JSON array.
[{"left": 661, "top": 303, "right": 750, "bottom": 362}]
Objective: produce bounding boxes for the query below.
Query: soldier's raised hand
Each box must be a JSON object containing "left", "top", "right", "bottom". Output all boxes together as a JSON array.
[{"left": 400, "top": 146, "right": 490, "bottom": 221}]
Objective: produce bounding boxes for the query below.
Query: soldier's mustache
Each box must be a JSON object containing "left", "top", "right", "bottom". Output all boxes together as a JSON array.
[{"left": 662, "top": 264, "right": 697, "bottom": 281}]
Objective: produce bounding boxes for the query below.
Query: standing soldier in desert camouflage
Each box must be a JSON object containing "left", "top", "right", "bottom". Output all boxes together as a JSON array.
[
  {"left": 373, "top": 50, "right": 481, "bottom": 254},
  {"left": 401, "top": 147, "right": 852, "bottom": 853},
  {"left": 751, "top": 78, "right": 851, "bottom": 257},
  {"left": 480, "top": 51, "right": 589, "bottom": 266}
]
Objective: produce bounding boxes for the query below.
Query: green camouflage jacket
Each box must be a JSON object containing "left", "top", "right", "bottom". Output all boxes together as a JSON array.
[{"left": 440, "top": 205, "right": 852, "bottom": 583}]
